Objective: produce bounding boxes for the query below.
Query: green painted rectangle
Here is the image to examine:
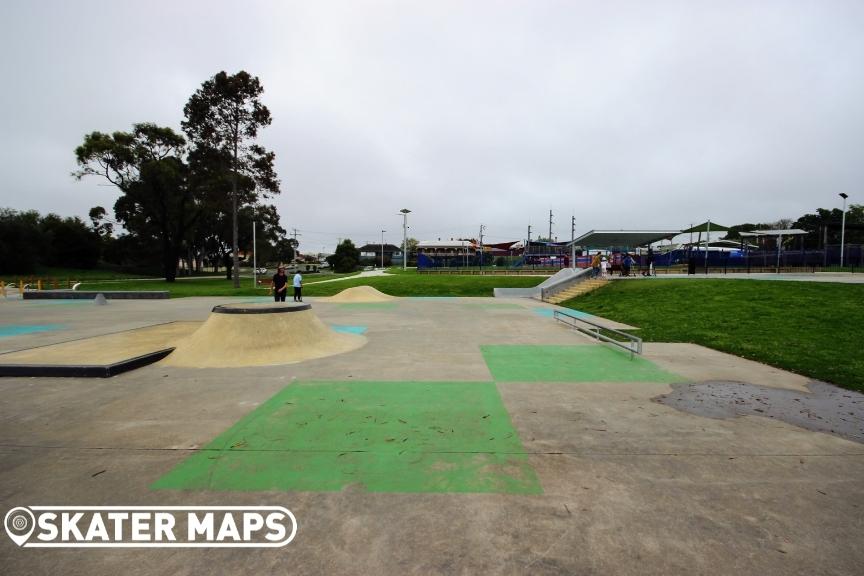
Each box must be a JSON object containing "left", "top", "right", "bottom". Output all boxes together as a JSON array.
[
  {"left": 481, "top": 345, "right": 682, "bottom": 383},
  {"left": 152, "top": 381, "right": 540, "bottom": 494}
]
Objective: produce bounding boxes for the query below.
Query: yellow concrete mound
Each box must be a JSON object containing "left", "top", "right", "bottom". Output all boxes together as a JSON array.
[
  {"left": 325, "top": 285, "right": 395, "bottom": 303},
  {"left": 162, "top": 303, "right": 365, "bottom": 368}
]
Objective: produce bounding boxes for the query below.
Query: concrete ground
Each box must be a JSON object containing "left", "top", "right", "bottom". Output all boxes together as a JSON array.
[{"left": 0, "top": 295, "right": 862, "bottom": 575}]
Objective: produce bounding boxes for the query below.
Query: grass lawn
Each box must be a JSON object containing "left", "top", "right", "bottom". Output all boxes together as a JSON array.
[
  {"left": 78, "top": 271, "right": 546, "bottom": 297},
  {"left": 562, "top": 279, "right": 864, "bottom": 392},
  {"left": 1, "top": 267, "right": 161, "bottom": 283}
]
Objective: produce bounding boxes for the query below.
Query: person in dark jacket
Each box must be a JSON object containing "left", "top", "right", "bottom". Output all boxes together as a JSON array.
[{"left": 273, "top": 267, "right": 288, "bottom": 302}]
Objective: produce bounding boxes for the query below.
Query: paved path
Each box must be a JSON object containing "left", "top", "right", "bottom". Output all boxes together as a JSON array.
[
  {"left": 305, "top": 269, "right": 389, "bottom": 285},
  {"left": 615, "top": 272, "right": 864, "bottom": 284}
]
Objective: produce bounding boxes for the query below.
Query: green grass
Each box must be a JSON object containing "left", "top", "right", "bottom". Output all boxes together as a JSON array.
[
  {"left": 152, "top": 381, "right": 540, "bottom": 494},
  {"left": 562, "top": 279, "right": 864, "bottom": 391},
  {"left": 79, "top": 272, "right": 545, "bottom": 297},
  {"left": 1, "top": 267, "right": 158, "bottom": 283}
]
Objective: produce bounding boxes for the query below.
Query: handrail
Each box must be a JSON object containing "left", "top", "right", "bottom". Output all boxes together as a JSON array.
[{"left": 553, "top": 309, "right": 642, "bottom": 359}]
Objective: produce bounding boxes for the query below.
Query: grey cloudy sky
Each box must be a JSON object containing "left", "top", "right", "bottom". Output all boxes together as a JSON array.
[{"left": 2, "top": 0, "right": 862, "bottom": 251}]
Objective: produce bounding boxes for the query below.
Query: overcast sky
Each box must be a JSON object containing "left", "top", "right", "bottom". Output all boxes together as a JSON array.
[{"left": 2, "top": 0, "right": 862, "bottom": 251}]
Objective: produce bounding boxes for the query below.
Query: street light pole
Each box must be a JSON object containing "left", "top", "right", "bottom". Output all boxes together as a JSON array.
[
  {"left": 839, "top": 193, "right": 848, "bottom": 268},
  {"left": 399, "top": 209, "right": 411, "bottom": 270},
  {"left": 381, "top": 230, "right": 386, "bottom": 269},
  {"left": 252, "top": 219, "right": 257, "bottom": 288}
]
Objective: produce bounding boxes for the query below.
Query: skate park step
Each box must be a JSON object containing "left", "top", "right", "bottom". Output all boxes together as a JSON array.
[{"left": 543, "top": 278, "right": 608, "bottom": 304}]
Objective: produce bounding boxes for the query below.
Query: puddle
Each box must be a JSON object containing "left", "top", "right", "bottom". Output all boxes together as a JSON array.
[{"left": 655, "top": 380, "right": 864, "bottom": 444}]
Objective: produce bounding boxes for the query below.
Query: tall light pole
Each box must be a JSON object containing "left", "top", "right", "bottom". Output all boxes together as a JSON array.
[
  {"left": 252, "top": 218, "right": 257, "bottom": 288},
  {"left": 399, "top": 209, "right": 411, "bottom": 270},
  {"left": 380, "top": 229, "right": 386, "bottom": 268},
  {"left": 839, "top": 193, "right": 848, "bottom": 268}
]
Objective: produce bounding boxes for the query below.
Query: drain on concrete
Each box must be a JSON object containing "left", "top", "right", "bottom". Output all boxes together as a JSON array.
[{"left": 655, "top": 380, "right": 864, "bottom": 443}]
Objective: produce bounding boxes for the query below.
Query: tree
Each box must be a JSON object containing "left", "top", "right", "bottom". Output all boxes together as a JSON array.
[
  {"left": 39, "top": 214, "right": 100, "bottom": 269},
  {"left": 182, "top": 71, "right": 280, "bottom": 288},
  {"left": 0, "top": 209, "right": 44, "bottom": 274},
  {"left": 73, "top": 123, "right": 197, "bottom": 281},
  {"left": 271, "top": 237, "right": 299, "bottom": 264},
  {"left": 0, "top": 209, "right": 100, "bottom": 273},
  {"left": 326, "top": 239, "right": 360, "bottom": 272}
]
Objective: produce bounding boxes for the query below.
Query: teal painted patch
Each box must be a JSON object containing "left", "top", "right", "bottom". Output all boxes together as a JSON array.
[
  {"left": 407, "top": 297, "right": 459, "bottom": 301},
  {"left": 532, "top": 308, "right": 555, "bottom": 318},
  {"left": 464, "top": 302, "right": 524, "bottom": 310},
  {"left": 481, "top": 344, "right": 682, "bottom": 383},
  {"left": 337, "top": 303, "right": 398, "bottom": 311},
  {"left": 533, "top": 307, "right": 592, "bottom": 318},
  {"left": 331, "top": 325, "right": 368, "bottom": 335},
  {"left": 0, "top": 324, "right": 66, "bottom": 337},
  {"left": 26, "top": 301, "right": 91, "bottom": 307},
  {"left": 152, "top": 381, "right": 541, "bottom": 495}
]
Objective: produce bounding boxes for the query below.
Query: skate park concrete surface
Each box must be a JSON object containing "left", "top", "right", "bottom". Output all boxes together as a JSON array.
[{"left": 1, "top": 294, "right": 862, "bottom": 575}]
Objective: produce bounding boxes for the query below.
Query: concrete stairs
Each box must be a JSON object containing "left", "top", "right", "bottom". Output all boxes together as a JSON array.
[{"left": 543, "top": 277, "right": 609, "bottom": 304}]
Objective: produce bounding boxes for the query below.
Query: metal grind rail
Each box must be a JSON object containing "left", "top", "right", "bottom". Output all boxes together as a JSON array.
[{"left": 553, "top": 309, "right": 642, "bottom": 359}]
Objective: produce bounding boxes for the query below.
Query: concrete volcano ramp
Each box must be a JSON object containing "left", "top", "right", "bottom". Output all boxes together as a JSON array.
[
  {"left": 324, "top": 285, "right": 395, "bottom": 302},
  {"left": 162, "top": 302, "right": 366, "bottom": 368}
]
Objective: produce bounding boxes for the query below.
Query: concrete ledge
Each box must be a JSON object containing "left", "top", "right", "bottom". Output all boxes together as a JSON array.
[
  {"left": 23, "top": 291, "right": 170, "bottom": 300},
  {"left": 0, "top": 348, "right": 174, "bottom": 378}
]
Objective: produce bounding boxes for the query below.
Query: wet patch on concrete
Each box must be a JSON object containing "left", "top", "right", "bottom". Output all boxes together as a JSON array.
[{"left": 655, "top": 380, "right": 864, "bottom": 444}]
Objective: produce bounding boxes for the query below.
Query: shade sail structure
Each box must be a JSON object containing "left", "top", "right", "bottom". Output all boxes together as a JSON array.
[
  {"left": 571, "top": 230, "right": 681, "bottom": 248},
  {"left": 739, "top": 229, "right": 809, "bottom": 237},
  {"left": 680, "top": 221, "right": 730, "bottom": 233}
]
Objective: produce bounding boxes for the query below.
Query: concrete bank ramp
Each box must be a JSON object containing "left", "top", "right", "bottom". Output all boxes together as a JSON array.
[
  {"left": 323, "top": 285, "right": 395, "bottom": 303},
  {"left": 162, "top": 302, "right": 365, "bottom": 368}
]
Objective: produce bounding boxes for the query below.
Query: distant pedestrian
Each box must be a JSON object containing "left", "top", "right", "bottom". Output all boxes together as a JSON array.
[
  {"left": 623, "top": 254, "right": 634, "bottom": 276},
  {"left": 273, "top": 267, "right": 287, "bottom": 302},
  {"left": 591, "top": 253, "right": 602, "bottom": 278},
  {"left": 293, "top": 271, "right": 303, "bottom": 302},
  {"left": 600, "top": 256, "right": 608, "bottom": 278}
]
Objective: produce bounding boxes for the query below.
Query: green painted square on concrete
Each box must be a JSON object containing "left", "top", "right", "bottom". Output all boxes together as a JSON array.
[
  {"left": 337, "top": 302, "right": 398, "bottom": 311},
  {"left": 152, "top": 381, "right": 540, "bottom": 495},
  {"left": 481, "top": 345, "right": 682, "bottom": 383}
]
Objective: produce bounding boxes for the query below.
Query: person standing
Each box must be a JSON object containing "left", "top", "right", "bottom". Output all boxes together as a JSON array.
[
  {"left": 591, "top": 253, "right": 601, "bottom": 278},
  {"left": 293, "top": 270, "right": 303, "bottom": 302},
  {"left": 600, "top": 256, "right": 608, "bottom": 278},
  {"left": 273, "top": 267, "right": 288, "bottom": 302}
]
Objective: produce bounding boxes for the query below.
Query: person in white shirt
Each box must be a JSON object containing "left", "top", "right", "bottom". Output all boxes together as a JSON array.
[
  {"left": 292, "top": 272, "right": 303, "bottom": 302},
  {"left": 600, "top": 256, "right": 608, "bottom": 278}
]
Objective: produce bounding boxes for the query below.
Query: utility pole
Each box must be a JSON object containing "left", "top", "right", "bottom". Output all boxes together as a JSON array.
[
  {"left": 399, "top": 209, "right": 411, "bottom": 270},
  {"left": 252, "top": 219, "right": 257, "bottom": 288},
  {"left": 478, "top": 224, "right": 486, "bottom": 273},
  {"left": 548, "top": 210, "right": 553, "bottom": 241},
  {"left": 381, "top": 230, "right": 386, "bottom": 268},
  {"left": 839, "top": 193, "right": 849, "bottom": 268},
  {"left": 570, "top": 214, "right": 576, "bottom": 269},
  {"left": 527, "top": 224, "right": 532, "bottom": 270}
]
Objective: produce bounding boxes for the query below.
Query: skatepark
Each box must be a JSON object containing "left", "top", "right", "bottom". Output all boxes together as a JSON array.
[{"left": 1, "top": 286, "right": 862, "bottom": 575}]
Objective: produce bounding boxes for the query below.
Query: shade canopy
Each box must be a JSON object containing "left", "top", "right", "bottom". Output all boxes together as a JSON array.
[
  {"left": 680, "top": 221, "right": 730, "bottom": 233},
  {"left": 740, "top": 229, "right": 808, "bottom": 237},
  {"left": 571, "top": 230, "right": 681, "bottom": 248}
]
